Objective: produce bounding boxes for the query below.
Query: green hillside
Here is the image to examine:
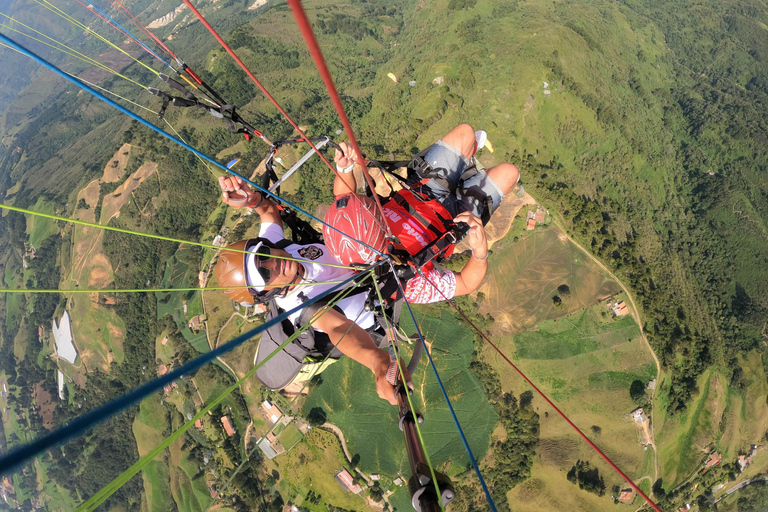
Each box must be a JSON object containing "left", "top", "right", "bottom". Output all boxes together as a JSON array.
[{"left": 1, "top": 0, "right": 768, "bottom": 510}]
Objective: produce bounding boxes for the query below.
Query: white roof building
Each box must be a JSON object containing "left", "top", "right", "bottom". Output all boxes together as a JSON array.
[{"left": 52, "top": 312, "right": 77, "bottom": 364}]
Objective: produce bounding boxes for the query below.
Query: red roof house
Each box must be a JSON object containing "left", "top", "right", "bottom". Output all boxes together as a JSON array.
[{"left": 221, "top": 416, "right": 235, "bottom": 437}]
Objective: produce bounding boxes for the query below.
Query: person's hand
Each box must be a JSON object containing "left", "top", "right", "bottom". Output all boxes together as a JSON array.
[
  {"left": 219, "top": 175, "right": 259, "bottom": 208},
  {"left": 374, "top": 352, "right": 414, "bottom": 405},
  {"left": 454, "top": 212, "right": 488, "bottom": 260},
  {"left": 334, "top": 142, "right": 356, "bottom": 169}
]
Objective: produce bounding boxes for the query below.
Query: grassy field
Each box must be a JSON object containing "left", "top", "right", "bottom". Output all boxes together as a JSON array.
[
  {"left": 654, "top": 350, "right": 768, "bottom": 488},
  {"left": 478, "top": 227, "right": 620, "bottom": 335},
  {"left": 303, "top": 309, "right": 498, "bottom": 479},
  {"left": 4, "top": 252, "right": 23, "bottom": 339},
  {"left": 271, "top": 427, "right": 368, "bottom": 511},
  {"left": 67, "top": 293, "right": 125, "bottom": 371},
  {"left": 156, "top": 245, "right": 208, "bottom": 353},
  {"left": 472, "top": 225, "right": 657, "bottom": 510},
  {"left": 25, "top": 197, "right": 60, "bottom": 248}
]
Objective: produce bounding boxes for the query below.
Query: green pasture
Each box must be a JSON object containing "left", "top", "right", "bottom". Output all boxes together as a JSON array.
[
  {"left": 272, "top": 428, "right": 367, "bottom": 511},
  {"left": 133, "top": 396, "right": 175, "bottom": 512},
  {"left": 156, "top": 245, "right": 209, "bottom": 353},
  {"left": 514, "top": 308, "right": 641, "bottom": 360},
  {"left": 588, "top": 363, "right": 657, "bottom": 392},
  {"left": 26, "top": 197, "right": 59, "bottom": 248},
  {"left": 279, "top": 423, "right": 303, "bottom": 451},
  {"left": 507, "top": 462, "right": 624, "bottom": 512},
  {"left": 37, "top": 459, "right": 79, "bottom": 512},
  {"left": 303, "top": 309, "right": 498, "bottom": 478},
  {"left": 69, "top": 292, "right": 125, "bottom": 368},
  {"left": 4, "top": 253, "right": 23, "bottom": 337},
  {"left": 479, "top": 227, "right": 620, "bottom": 335},
  {"left": 476, "top": 228, "right": 656, "bottom": 507},
  {"left": 141, "top": 461, "right": 174, "bottom": 512},
  {"left": 655, "top": 350, "right": 768, "bottom": 488}
]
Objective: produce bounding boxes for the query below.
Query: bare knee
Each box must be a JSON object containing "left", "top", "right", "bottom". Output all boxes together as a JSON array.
[
  {"left": 486, "top": 163, "right": 519, "bottom": 195},
  {"left": 440, "top": 123, "right": 476, "bottom": 158}
]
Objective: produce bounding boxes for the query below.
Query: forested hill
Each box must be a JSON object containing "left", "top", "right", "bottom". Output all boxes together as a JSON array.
[
  {"left": 342, "top": 0, "right": 768, "bottom": 413},
  {"left": 1, "top": 0, "right": 767, "bottom": 430}
]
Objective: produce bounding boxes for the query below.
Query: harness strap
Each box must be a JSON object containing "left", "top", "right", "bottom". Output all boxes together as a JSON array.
[{"left": 391, "top": 193, "right": 447, "bottom": 240}]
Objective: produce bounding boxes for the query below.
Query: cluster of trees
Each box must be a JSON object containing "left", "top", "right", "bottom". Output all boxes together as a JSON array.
[{"left": 566, "top": 460, "right": 606, "bottom": 497}]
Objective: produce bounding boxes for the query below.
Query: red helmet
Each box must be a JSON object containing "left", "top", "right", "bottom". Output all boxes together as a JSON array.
[{"left": 323, "top": 193, "right": 387, "bottom": 266}]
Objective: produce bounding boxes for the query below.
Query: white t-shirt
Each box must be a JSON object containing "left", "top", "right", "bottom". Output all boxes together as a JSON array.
[{"left": 255, "top": 222, "right": 375, "bottom": 331}]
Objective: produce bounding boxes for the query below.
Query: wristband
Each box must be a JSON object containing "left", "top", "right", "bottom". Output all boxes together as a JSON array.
[
  {"left": 471, "top": 249, "right": 488, "bottom": 261},
  {"left": 385, "top": 358, "right": 399, "bottom": 386},
  {"left": 248, "top": 192, "right": 263, "bottom": 209},
  {"left": 337, "top": 163, "right": 355, "bottom": 174}
]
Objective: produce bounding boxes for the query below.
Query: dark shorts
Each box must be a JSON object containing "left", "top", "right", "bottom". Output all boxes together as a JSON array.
[{"left": 418, "top": 141, "right": 505, "bottom": 218}]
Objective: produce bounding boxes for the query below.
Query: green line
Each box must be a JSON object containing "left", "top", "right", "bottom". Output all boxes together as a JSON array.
[
  {"left": 372, "top": 275, "right": 445, "bottom": 512},
  {"left": 76, "top": 275, "right": 370, "bottom": 511},
  {"left": 33, "top": 0, "right": 159, "bottom": 76},
  {"left": 0, "top": 15, "right": 147, "bottom": 88},
  {"left": 201, "top": 275, "right": 373, "bottom": 511},
  {"left": 0, "top": 281, "right": 349, "bottom": 293},
  {"left": 0, "top": 202, "right": 355, "bottom": 269}
]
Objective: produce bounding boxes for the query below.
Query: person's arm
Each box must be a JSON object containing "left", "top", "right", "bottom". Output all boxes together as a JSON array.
[
  {"left": 312, "top": 309, "right": 410, "bottom": 405},
  {"left": 452, "top": 212, "right": 489, "bottom": 296},
  {"left": 218, "top": 175, "right": 282, "bottom": 227},
  {"left": 333, "top": 141, "right": 359, "bottom": 196}
]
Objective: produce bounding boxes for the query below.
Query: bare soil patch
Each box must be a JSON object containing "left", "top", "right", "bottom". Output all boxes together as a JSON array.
[
  {"left": 102, "top": 162, "right": 158, "bottom": 221},
  {"left": 76, "top": 180, "right": 101, "bottom": 223},
  {"left": 102, "top": 143, "right": 132, "bottom": 183},
  {"left": 87, "top": 254, "right": 112, "bottom": 287},
  {"left": 32, "top": 382, "right": 56, "bottom": 430}
]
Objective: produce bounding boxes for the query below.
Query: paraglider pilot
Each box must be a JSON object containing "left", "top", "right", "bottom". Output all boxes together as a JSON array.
[{"left": 324, "top": 123, "right": 520, "bottom": 304}]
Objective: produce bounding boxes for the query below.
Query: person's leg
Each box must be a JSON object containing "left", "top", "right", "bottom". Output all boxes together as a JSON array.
[
  {"left": 439, "top": 123, "right": 477, "bottom": 160},
  {"left": 457, "top": 163, "right": 520, "bottom": 221},
  {"left": 485, "top": 163, "right": 520, "bottom": 196}
]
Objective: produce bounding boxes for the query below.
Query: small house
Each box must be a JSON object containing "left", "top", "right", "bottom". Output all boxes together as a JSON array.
[{"left": 221, "top": 416, "right": 235, "bottom": 437}]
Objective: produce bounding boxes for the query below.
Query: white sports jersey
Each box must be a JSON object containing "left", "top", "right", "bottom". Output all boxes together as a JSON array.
[{"left": 252, "top": 222, "right": 375, "bottom": 331}]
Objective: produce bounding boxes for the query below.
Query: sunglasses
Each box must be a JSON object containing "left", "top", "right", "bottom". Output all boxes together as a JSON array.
[{"left": 253, "top": 245, "right": 272, "bottom": 284}]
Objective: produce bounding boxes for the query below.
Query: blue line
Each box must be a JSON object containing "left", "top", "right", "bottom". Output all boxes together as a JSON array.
[
  {"left": 0, "top": 263, "right": 381, "bottom": 475},
  {"left": 86, "top": 0, "right": 169, "bottom": 66},
  {"left": 392, "top": 265, "right": 498, "bottom": 512},
  {"left": 0, "top": 33, "right": 385, "bottom": 258}
]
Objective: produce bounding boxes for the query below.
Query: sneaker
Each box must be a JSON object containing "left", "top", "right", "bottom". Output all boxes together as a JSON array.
[{"left": 474, "top": 130, "right": 487, "bottom": 154}]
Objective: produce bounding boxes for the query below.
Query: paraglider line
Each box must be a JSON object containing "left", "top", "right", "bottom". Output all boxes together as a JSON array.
[
  {"left": 0, "top": 203, "right": 356, "bottom": 270},
  {"left": 0, "top": 32, "right": 384, "bottom": 258},
  {"left": 181, "top": 0, "right": 386, "bottom": 229},
  {"left": 75, "top": 276, "right": 374, "bottom": 512},
  {"left": 389, "top": 265, "right": 498, "bottom": 512},
  {"left": 0, "top": 262, "right": 383, "bottom": 476},
  {"left": 419, "top": 274, "right": 664, "bottom": 512},
  {"left": 371, "top": 277, "right": 446, "bottom": 512},
  {"left": 286, "top": 0, "right": 393, "bottom": 237}
]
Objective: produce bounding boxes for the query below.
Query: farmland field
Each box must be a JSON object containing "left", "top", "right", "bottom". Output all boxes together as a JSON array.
[
  {"left": 25, "top": 197, "right": 59, "bottom": 248},
  {"left": 156, "top": 245, "right": 208, "bottom": 353},
  {"left": 479, "top": 227, "right": 620, "bottom": 335},
  {"left": 134, "top": 396, "right": 174, "bottom": 512},
  {"left": 655, "top": 350, "right": 768, "bottom": 487},
  {"left": 303, "top": 309, "right": 498, "bottom": 478},
  {"left": 474, "top": 225, "right": 658, "bottom": 510}
]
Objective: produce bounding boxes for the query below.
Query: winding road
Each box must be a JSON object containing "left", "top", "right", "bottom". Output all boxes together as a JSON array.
[{"left": 551, "top": 212, "right": 661, "bottom": 486}]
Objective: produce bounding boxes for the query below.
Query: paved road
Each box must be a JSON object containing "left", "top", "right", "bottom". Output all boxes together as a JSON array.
[{"left": 715, "top": 476, "right": 768, "bottom": 503}]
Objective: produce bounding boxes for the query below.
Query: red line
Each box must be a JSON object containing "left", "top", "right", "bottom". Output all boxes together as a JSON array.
[
  {"left": 418, "top": 274, "right": 664, "bottom": 512},
  {"left": 107, "top": 0, "right": 179, "bottom": 60},
  {"left": 181, "top": 0, "right": 385, "bottom": 232},
  {"left": 286, "top": 0, "right": 392, "bottom": 237}
]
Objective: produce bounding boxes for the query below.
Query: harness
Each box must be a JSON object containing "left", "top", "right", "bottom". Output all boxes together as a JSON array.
[{"left": 252, "top": 191, "right": 401, "bottom": 389}]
